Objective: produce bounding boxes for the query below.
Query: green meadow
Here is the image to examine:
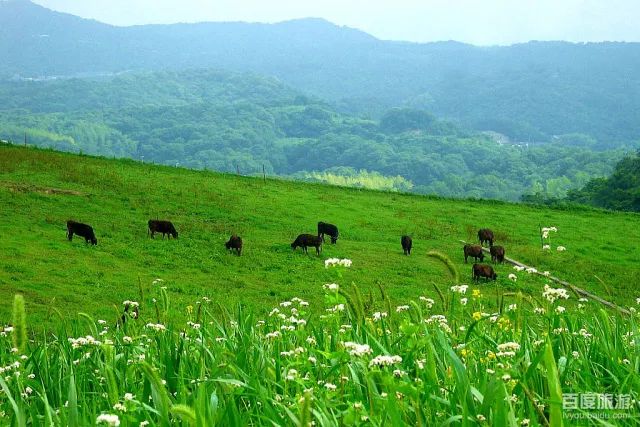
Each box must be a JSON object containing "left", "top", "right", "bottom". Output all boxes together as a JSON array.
[
  {"left": 1, "top": 144, "right": 638, "bottom": 327},
  {"left": 1, "top": 144, "right": 640, "bottom": 426}
]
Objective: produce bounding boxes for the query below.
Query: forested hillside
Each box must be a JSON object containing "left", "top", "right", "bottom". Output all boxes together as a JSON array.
[
  {"left": 2, "top": 0, "right": 640, "bottom": 144},
  {"left": 0, "top": 70, "right": 627, "bottom": 200},
  {"left": 566, "top": 150, "right": 640, "bottom": 211}
]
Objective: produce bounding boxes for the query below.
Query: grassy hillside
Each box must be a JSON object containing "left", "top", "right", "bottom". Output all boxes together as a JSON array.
[{"left": 1, "top": 144, "right": 639, "bottom": 329}]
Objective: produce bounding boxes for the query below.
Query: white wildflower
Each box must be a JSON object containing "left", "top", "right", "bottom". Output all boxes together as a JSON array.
[
  {"left": 96, "top": 414, "right": 120, "bottom": 426},
  {"left": 556, "top": 246, "right": 566, "bottom": 252},
  {"left": 343, "top": 342, "right": 372, "bottom": 357},
  {"left": 323, "top": 283, "right": 339, "bottom": 291},
  {"left": 419, "top": 296, "right": 435, "bottom": 308},
  {"left": 450, "top": 285, "right": 468, "bottom": 294},
  {"left": 369, "top": 355, "right": 402, "bottom": 367},
  {"left": 372, "top": 312, "right": 388, "bottom": 321},
  {"left": 508, "top": 273, "right": 517, "bottom": 281},
  {"left": 144, "top": 323, "right": 166, "bottom": 332},
  {"left": 542, "top": 285, "right": 570, "bottom": 303}
]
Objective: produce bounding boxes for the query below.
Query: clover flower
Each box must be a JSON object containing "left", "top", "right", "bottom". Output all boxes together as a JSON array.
[
  {"left": 556, "top": 246, "right": 567, "bottom": 252},
  {"left": 396, "top": 305, "right": 410, "bottom": 312},
  {"left": 508, "top": 273, "right": 517, "bottom": 281},
  {"left": 145, "top": 323, "right": 166, "bottom": 332}
]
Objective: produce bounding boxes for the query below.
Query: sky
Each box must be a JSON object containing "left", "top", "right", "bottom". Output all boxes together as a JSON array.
[{"left": 32, "top": 0, "right": 640, "bottom": 46}]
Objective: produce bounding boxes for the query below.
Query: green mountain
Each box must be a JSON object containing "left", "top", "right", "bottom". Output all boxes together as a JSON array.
[
  {"left": 1, "top": 143, "right": 638, "bottom": 328},
  {"left": 0, "top": 69, "right": 627, "bottom": 201},
  {"left": 2, "top": 0, "right": 640, "bottom": 144}
]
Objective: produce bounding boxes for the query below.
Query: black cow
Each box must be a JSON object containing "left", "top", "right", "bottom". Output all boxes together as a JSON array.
[
  {"left": 67, "top": 220, "right": 97, "bottom": 245},
  {"left": 463, "top": 244, "right": 484, "bottom": 263},
  {"left": 401, "top": 235, "right": 412, "bottom": 255},
  {"left": 472, "top": 263, "right": 497, "bottom": 281},
  {"left": 292, "top": 234, "right": 323, "bottom": 255},
  {"left": 148, "top": 220, "right": 178, "bottom": 239},
  {"left": 478, "top": 228, "right": 495, "bottom": 247},
  {"left": 490, "top": 245, "right": 505, "bottom": 263},
  {"left": 225, "top": 234, "right": 243, "bottom": 256},
  {"left": 318, "top": 221, "right": 339, "bottom": 244}
]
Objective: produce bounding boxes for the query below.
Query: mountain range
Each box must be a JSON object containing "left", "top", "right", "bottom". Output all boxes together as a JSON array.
[{"left": 2, "top": 0, "right": 640, "bottom": 144}]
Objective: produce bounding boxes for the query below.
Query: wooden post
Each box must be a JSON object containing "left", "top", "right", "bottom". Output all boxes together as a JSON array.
[
  {"left": 539, "top": 224, "right": 544, "bottom": 250},
  {"left": 236, "top": 164, "right": 240, "bottom": 175},
  {"left": 24, "top": 132, "right": 27, "bottom": 146},
  {"left": 263, "top": 164, "right": 266, "bottom": 183}
]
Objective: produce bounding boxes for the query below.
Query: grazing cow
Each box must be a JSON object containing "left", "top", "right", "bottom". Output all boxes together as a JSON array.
[
  {"left": 478, "top": 228, "right": 495, "bottom": 247},
  {"left": 318, "top": 221, "right": 339, "bottom": 244},
  {"left": 66, "top": 220, "right": 97, "bottom": 245},
  {"left": 225, "top": 234, "right": 243, "bottom": 255},
  {"left": 472, "top": 263, "right": 497, "bottom": 281},
  {"left": 401, "top": 235, "right": 412, "bottom": 255},
  {"left": 148, "top": 220, "right": 178, "bottom": 239},
  {"left": 463, "top": 244, "right": 485, "bottom": 263},
  {"left": 490, "top": 245, "right": 505, "bottom": 263},
  {"left": 292, "top": 233, "right": 323, "bottom": 255}
]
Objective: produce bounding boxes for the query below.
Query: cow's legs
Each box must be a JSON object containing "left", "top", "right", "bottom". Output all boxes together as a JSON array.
[{"left": 68, "top": 231, "right": 73, "bottom": 241}]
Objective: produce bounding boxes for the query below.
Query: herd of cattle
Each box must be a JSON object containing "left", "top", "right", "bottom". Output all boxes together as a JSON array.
[{"left": 66, "top": 219, "right": 504, "bottom": 282}]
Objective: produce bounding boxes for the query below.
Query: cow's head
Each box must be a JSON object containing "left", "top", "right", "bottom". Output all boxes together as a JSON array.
[
  {"left": 330, "top": 235, "right": 338, "bottom": 244},
  {"left": 91, "top": 237, "right": 98, "bottom": 245}
]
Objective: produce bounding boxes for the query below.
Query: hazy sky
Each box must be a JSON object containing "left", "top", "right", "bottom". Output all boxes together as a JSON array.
[{"left": 32, "top": 0, "right": 640, "bottom": 46}]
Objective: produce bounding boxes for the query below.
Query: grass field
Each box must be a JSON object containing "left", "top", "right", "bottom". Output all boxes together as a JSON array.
[
  {"left": 1, "top": 144, "right": 639, "bottom": 329},
  {"left": 1, "top": 144, "right": 640, "bottom": 425}
]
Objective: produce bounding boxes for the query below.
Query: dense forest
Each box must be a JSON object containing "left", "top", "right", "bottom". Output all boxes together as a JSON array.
[
  {"left": 0, "top": 70, "right": 630, "bottom": 201},
  {"left": 564, "top": 151, "right": 640, "bottom": 212},
  {"left": 2, "top": 0, "right": 640, "bottom": 144}
]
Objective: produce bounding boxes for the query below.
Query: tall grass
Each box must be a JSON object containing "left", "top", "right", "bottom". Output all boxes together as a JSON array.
[{"left": 0, "top": 276, "right": 637, "bottom": 426}]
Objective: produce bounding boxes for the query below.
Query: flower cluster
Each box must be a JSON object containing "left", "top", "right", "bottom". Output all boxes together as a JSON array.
[
  {"left": 343, "top": 342, "right": 373, "bottom": 357},
  {"left": 145, "top": 323, "right": 167, "bottom": 332},
  {"left": 542, "top": 285, "right": 570, "bottom": 303},
  {"left": 450, "top": 285, "right": 468, "bottom": 294},
  {"left": 369, "top": 355, "right": 402, "bottom": 367},
  {"left": 325, "top": 258, "right": 353, "bottom": 268},
  {"left": 496, "top": 342, "right": 521, "bottom": 357},
  {"left": 68, "top": 335, "right": 102, "bottom": 349}
]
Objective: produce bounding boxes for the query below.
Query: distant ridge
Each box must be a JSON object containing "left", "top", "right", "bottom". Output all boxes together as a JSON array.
[{"left": 2, "top": 1, "right": 640, "bottom": 142}]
